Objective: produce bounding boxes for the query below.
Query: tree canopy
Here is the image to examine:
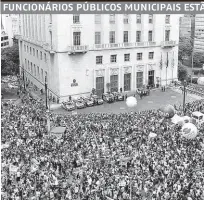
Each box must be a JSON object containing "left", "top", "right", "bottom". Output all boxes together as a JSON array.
[
  {"left": 193, "top": 51, "right": 204, "bottom": 68},
  {"left": 178, "top": 36, "right": 193, "bottom": 64},
  {"left": 178, "top": 62, "right": 188, "bottom": 81},
  {"left": 1, "top": 43, "right": 19, "bottom": 76}
]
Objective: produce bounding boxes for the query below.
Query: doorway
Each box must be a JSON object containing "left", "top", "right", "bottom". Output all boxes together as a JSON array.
[
  {"left": 148, "top": 70, "right": 155, "bottom": 87},
  {"left": 96, "top": 77, "right": 104, "bottom": 97}
]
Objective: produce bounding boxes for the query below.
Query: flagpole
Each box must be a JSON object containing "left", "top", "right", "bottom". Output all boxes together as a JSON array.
[
  {"left": 160, "top": 53, "right": 162, "bottom": 87},
  {"left": 166, "top": 52, "right": 169, "bottom": 86},
  {"left": 172, "top": 51, "right": 174, "bottom": 82}
]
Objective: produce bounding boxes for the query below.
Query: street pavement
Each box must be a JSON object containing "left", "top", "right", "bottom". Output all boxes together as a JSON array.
[{"left": 53, "top": 88, "right": 198, "bottom": 115}]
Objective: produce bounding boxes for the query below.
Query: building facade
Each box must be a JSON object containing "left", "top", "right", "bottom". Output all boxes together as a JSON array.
[
  {"left": 194, "top": 14, "right": 204, "bottom": 52},
  {"left": 1, "top": 14, "right": 20, "bottom": 47},
  {"left": 1, "top": 18, "right": 9, "bottom": 48},
  {"left": 18, "top": 14, "right": 180, "bottom": 102},
  {"left": 179, "top": 16, "right": 192, "bottom": 37}
]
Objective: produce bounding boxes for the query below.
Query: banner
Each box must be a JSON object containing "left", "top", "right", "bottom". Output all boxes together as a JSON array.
[
  {"left": 1, "top": 2, "right": 204, "bottom": 14},
  {"left": 9, "top": 165, "right": 18, "bottom": 174}
]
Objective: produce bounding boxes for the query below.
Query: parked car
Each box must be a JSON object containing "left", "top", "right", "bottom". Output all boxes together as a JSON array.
[
  {"left": 136, "top": 88, "right": 149, "bottom": 96},
  {"left": 102, "top": 93, "right": 114, "bottom": 103},
  {"left": 66, "top": 101, "right": 76, "bottom": 111},
  {"left": 112, "top": 92, "right": 124, "bottom": 101},
  {"left": 92, "top": 95, "right": 104, "bottom": 105},
  {"left": 75, "top": 98, "right": 86, "bottom": 109},
  {"left": 61, "top": 102, "right": 67, "bottom": 110},
  {"left": 61, "top": 101, "right": 75, "bottom": 111},
  {"left": 83, "top": 97, "right": 94, "bottom": 107}
]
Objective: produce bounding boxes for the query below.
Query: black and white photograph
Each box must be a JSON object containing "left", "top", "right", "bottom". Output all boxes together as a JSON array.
[{"left": 1, "top": 4, "right": 204, "bottom": 200}]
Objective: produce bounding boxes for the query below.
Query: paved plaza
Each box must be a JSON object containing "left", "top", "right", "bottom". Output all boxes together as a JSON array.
[{"left": 53, "top": 88, "right": 199, "bottom": 115}]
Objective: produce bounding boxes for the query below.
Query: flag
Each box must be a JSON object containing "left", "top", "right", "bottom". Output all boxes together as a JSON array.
[
  {"left": 166, "top": 52, "right": 169, "bottom": 68},
  {"left": 171, "top": 52, "right": 174, "bottom": 68},
  {"left": 47, "top": 116, "right": 50, "bottom": 133},
  {"left": 159, "top": 53, "right": 163, "bottom": 70}
]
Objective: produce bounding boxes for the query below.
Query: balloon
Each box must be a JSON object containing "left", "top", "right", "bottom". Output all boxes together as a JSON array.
[
  {"left": 126, "top": 96, "right": 137, "bottom": 108},
  {"left": 181, "top": 123, "right": 198, "bottom": 139},
  {"left": 197, "top": 77, "right": 204, "bottom": 85},
  {"left": 161, "top": 104, "right": 175, "bottom": 118},
  {"left": 182, "top": 116, "right": 191, "bottom": 123}
]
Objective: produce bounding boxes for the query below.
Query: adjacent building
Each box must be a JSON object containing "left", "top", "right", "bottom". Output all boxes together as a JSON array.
[
  {"left": 194, "top": 14, "right": 204, "bottom": 52},
  {"left": 1, "top": 14, "right": 20, "bottom": 47},
  {"left": 1, "top": 18, "right": 9, "bottom": 49},
  {"left": 18, "top": 14, "right": 180, "bottom": 102},
  {"left": 179, "top": 15, "right": 195, "bottom": 38},
  {"left": 179, "top": 16, "right": 192, "bottom": 37}
]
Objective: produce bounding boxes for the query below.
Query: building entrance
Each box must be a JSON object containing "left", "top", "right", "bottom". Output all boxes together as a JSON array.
[
  {"left": 148, "top": 70, "right": 155, "bottom": 87},
  {"left": 96, "top": 77, "right": 104, "bottom": 97},
  {"left": 110, "top": 75, "right": 118, "bottom": 92},
  {"left": 124, "top": 73, "right": 131, "bottom": 91}
]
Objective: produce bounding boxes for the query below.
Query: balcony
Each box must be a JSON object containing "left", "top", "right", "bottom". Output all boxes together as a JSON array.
[
  {"left": 42, "top": 43, "right": 55, "bottom": 54},
  {"left": 67, "top": 45, "right": 89, "bottom": 54},
  {"left": 93, "top": 41, "right": 157, "bottom": 50},
  {"left": 161, "top": 41, "right": 176, "bottom": 48}
]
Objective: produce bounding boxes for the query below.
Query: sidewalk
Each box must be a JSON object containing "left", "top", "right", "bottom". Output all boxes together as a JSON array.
[
  {"left": 26, "top": 88, "right": 61, "bottom": 110},
  {"left": 171, "top": 87, "right": 203, "bottom": 100}
]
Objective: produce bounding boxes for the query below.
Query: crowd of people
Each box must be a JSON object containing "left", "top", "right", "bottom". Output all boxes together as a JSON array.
[
  {"left": 187, "top": 84, "right": 204, "bottom": 97},
  {"left": 1, "top": 93, "right": 204, "bottom": 200}
]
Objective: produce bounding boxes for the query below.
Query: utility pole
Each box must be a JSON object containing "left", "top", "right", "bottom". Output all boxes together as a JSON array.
[
  {"left": 171, "top": 51, "right": 174, "bottom": 82},
  {"left": 22, "top": 65, "right": 26, "bottom": 91},
  {"left": 183, "top": 80, "right": 187, "bottom": 115},
  {"left": 191, "top": 45, "right": 194, "bottom": 84},
  {"left": 45, "top": 76, "right": 48, "bottom": 110}
]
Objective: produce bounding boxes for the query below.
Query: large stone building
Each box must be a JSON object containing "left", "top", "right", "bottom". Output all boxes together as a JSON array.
[
  {"left": 194, "top": 14, "right": 204, "bottom": 52},
  {"left": 18, "top": 14, "right": 180, "bottom": 102}
]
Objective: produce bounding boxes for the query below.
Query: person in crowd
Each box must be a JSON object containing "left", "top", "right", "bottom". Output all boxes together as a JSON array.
[{"left": 1, "top": 79, "right": 204, "bottom": 199}]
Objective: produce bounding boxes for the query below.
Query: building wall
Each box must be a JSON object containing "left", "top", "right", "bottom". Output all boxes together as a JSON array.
[
  {"left": 1, "top": 33, "right": 9, "bottom": 48},
  {"left": 1, "top": 14, "right": 20, "bottom": 47},
  {"left": 57, "top": 14, "right": 180, "bottom": 101},
  {"left": 179, "top": 17, "right": 192, "bottom": 37},
  {"left": 19, "top": 14, "right": 180, "bottom": 102},
  {"left": 194, "top": 14, "right": 204, "bottom": 52}
]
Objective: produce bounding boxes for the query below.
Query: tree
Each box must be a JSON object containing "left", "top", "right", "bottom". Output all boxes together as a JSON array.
[
  {"left": 178, "top": 62, "right": 188, "bottom": 81},
  {"left": 1, "top": 43, "right": 19, "bottom": 76},
  {"left": 178, "top": 36, "right": 193, "bottom": 64},
  {"left": 193, "top": 52, "right": 204, "bottom": 68}
]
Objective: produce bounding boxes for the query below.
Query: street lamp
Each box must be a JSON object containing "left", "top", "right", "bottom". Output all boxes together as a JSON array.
[
  {"left": 166, "top": 52, "right": 169, "bottom": 86},
  {"left": 183, "top": 80, "right": 187, "bottom": 115},
  {"left": 22, "top": 65, "right": 26, "bottom": 91},
  {"left": 191, "top": 36, "right": 198, "bottom": 84},
  {"left": 45, "top": 76, "right": 48, "bottom": 110}
]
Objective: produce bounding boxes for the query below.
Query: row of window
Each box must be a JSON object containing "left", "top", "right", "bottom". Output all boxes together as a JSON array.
[
  {"left": 96, "top": 52, "right": 154, "bottom": 64},
  {"left": 24, "top": 44, "right": 47, "bottom": 62},
  {"left": 1, "top": 36, "right": 8, "bottom": 41},
  {"left": 95, "top": 30, "right": 154, "bottom": 45},
  {"left": 73, "top": 14, "right": 171, "bottom": 24},
  {"left": 22, "top": 15, "right": 46, "bottom": 43},
  {"left": 25, "top": 59, "right": 47, "bottom": 82},
  {"left": 95, "top": 71, "right": 146, "bottom": 94},
  {"left": 1, "top": 42, "right": 9, "bottom": 47},
  {"left": 73, "top": 30, "right": 170, "bottom": 46}
]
